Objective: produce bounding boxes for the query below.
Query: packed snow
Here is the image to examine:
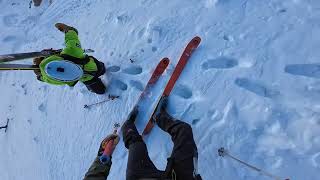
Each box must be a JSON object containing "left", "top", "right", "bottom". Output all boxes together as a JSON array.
[{"left": 1, "top": 0, "right": 320, "bottom": 179}]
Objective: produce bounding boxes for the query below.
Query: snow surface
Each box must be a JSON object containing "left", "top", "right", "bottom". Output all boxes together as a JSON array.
[{"left": 1, "top": 0, "right": 320, "bottom": 179}]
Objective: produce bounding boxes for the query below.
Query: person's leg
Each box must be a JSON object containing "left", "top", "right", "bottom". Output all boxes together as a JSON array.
[
  {"left": 159, "top": 111, "right": 197, "bottom": 178},
  {"left": 122, "top": 107, "right": 163, "bottom": 180},
  {"left": 83, "top": 77, "right": 106, "bottom": 94},
  {"left": 154, "top": 98, "right": 198, "bottom": 180},
  {"left": 89, "top": 56, "right": 106, "bottom": 77}
]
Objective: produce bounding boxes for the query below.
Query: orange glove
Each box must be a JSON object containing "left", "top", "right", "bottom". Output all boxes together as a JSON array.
[{"left": 98, "top": 134, "right": 120, "bottom": 156}]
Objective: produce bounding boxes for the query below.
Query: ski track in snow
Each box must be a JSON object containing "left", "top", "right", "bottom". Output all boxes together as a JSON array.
[{"left": 1, "top": 0, "right": 320, "bottom": 180}]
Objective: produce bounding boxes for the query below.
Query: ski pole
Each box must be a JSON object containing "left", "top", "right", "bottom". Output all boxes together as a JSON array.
[
  {"left": 84, "top": 95, "right": 119, "bottom": 109},
  {"left": 100, "top": 123, "right": 120, "bottom": 163},
  {"left": 218, "top": 147, "right": 290, "bottom": 180}
]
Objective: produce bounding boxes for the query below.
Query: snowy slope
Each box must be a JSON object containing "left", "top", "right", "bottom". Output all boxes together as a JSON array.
[{"left": 1, "top": 0, "right": 320, "bottom": 179}]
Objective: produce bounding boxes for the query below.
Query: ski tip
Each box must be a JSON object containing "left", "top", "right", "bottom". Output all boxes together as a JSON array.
[
  {"left": 192, "top": 36, "right": 202, "bottom": 45},
  {"left": 162, "top": 57, "right": 170, "bottom": 65}
]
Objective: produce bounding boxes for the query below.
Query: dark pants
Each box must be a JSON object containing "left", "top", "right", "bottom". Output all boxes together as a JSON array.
[
  {"left": 83, "top": 57, "right": 106, "bottom": 94},
  {"left": 122, "top": 111, "right": 198, "bottom": 180}
]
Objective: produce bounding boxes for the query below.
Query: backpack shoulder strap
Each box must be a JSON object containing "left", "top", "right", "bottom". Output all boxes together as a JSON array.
[{"left": 60, "top": 54, "right": 90, "bottom": 65}]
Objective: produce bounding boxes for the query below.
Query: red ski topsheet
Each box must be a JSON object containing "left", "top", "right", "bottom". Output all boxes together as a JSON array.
[
  {"left": 142, "top": 36, "right": 201, "bottom": 136},
  {"left": 163, "top": 36, "right": 201, "bottom": 96},
  {"left": 137, "top": 58, "right": 169, "bottom": 101}
]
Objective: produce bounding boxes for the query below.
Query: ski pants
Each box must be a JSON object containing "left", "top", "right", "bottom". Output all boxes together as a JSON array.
[
  {"left": 122, "top": 111, "right": 198, "bottom": 180},
  {"left": 82, "top": 57, "right": 106, "bottom": 94}
]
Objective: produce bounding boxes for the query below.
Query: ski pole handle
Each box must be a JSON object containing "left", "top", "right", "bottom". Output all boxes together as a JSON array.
[
  {"left": 102, "top": 131, "right": 116, "bottom": 156},
  {"left": 99, "top": 125, "right": 119, "bottom": 164},
  {"left": 100, "top": 139, "right": 114, "bottom": 164}
]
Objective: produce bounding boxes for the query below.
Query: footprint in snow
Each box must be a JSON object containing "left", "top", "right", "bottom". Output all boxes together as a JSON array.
[
  {"left": 311, "top": 152, "right": 320, "bottom": 168},
  {"left": 2, "top": 36, "right": 18, "bottom": 43},
  {"left": 172, "top": 84, "right": 193, "bottom": 99},
  {"left": 116, "top": 13, "right": 131, "bottom": 25},
  {"left": 285, "top": 64, "right": 320, "bottom": 79},
  {"left": 180, "top": 103, "right": 198, "bottom": 125},
  {"left": 3, "top": 14, "right": 19, "bottom": 27},
  {"left": 21, "top": 83, "right": 27, "bottom": 95},
  {"left": 122, "top": 66, "right": 143, "bottom": 75},
  {"left": 33, "top": 137, "right": 39, "bottom": 143},
  {"left": 234, "top": 78, "right": 280, "bottom": 98},
  {"left": 201, "top": 56, "right": 238, "bottom": 70},
  {"left": 137, "top": 28, "right": 146, "bottom": 39},
  {"left": 20, "top": 16, "right": 38, "bottom": 26},
  {"left": 141, "top": 0, "right": 154, "bottom": 5},
  {"left": 111, "top": 79, "right": 128, "bottom": 91},
  {"left": 152, "top": 46, "right": 158, "bottom": 52},
  {"left": 192, "top": 118, "right": 201, "bottom": 125},
  {"left": 107, "top": 66, "right": 120, "bottom": 73},
  {"left": 129, "top": 80, "right": 144, "bottom": 91},
  {"left": 38, "top": 103, "right": 46, "bottom": 113}
]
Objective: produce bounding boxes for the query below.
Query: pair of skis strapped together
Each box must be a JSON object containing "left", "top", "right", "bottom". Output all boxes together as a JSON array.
[
  {"left": 127, "top": 36, "right": 201, "bottom": 136},
  {"left": 0, "top": 49, "right": 94, "bottom": 70}
]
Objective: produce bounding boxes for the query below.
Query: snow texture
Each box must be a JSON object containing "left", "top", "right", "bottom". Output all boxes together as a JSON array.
[{"left": 1, "top": 0, "right": 320, "bottom": 180}]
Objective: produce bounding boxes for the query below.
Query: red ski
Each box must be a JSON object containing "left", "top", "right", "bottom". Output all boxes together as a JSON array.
[
  {"left": 85, "top": 58, "right": 169, "bottom": 109},
  {"left": 142, "top": 36, "right": 201, "bottom": 136},
  {"left": 134, "top": 57, "right": 170, "bottom": 105},
  {"left": 138, "top": 58, "right": 169, "bottom": 100}
]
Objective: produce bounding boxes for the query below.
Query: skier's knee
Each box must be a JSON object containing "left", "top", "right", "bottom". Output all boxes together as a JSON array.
[
  {"left": 123, "top": 130, "right": 143, "bottom": 149},
  {"left": 122, "top": 121, "right": 143, "bottom": 149},
  {"left": 175, "top": 121, "right": 192, "bottom": 133},
  {"left": 169, "top": 121, "right": 195, "bottom": 140}
]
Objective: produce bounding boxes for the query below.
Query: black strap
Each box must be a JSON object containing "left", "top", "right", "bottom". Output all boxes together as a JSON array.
[
  {"left": 162, "top": 158, "right": 175, "bottom": 180},
  {"left": 163, "top": 156, "right": 202, "bottom": 180},
  {"left": 60, "top": 54, "right": 90, "bottom": 65}
]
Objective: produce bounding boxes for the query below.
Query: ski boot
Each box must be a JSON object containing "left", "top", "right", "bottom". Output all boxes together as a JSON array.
[
  {"left": 152, "top": 96, "right": 168, "bottom": 123},
  {"left": 55, "top": 23, "right": 78, "bottom": 34},
  {"left": 121, "top": 106, "right": 141, "bottom": 149}
]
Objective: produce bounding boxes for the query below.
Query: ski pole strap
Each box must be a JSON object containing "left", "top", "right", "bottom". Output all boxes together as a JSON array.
[
  {"left": 60, "top": 54, "right": 90, "bottom": 65},
  {"left": 163, "top": 155, "right": 202, "bottom": 180},
  {"left": 193, "top": 151, "right": 202, "bottom": 180}
]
